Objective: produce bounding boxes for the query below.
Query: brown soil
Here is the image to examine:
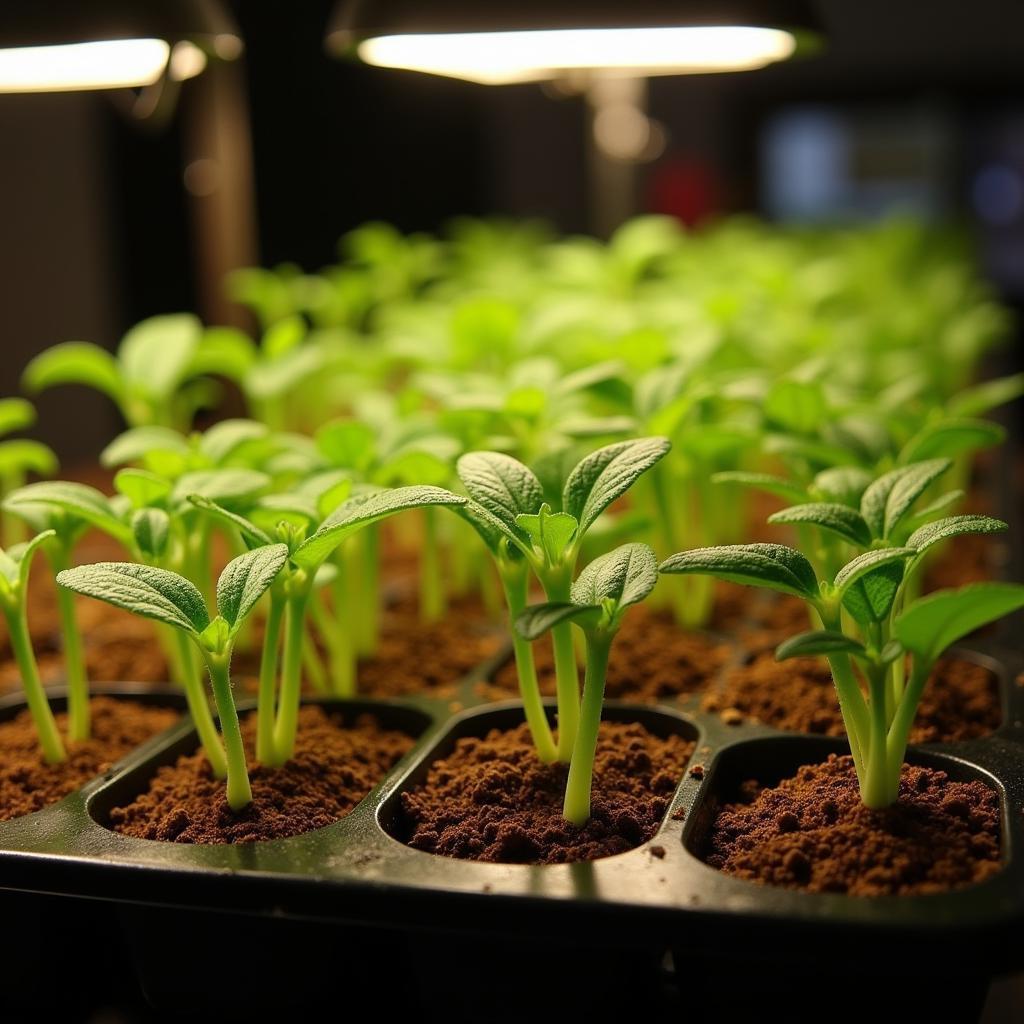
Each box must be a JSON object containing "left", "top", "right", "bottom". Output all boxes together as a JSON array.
[
  {"left": 400, "top": 720, "right": 693, "bottom": 863},
  {"left": 0, "top": 696, "right": 179, "bottom": 821},
  {"left": 109, "top": 704, "right": 415, "bottom": 843},
  {"left": 705, "top": 754, "right": 1001, "bottom": 895},
  {"left": 482, "top": 604, "right": 729, "bottom": 704},
  {"left": 703, "top": 655, "right": 1001, "bottom": 742},
  {"left": 356, "top": 595, "right": 503, "bottom": 699}
]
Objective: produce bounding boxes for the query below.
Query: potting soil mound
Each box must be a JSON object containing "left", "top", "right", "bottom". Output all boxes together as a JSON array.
[
  {"left": 401, "top": 720, "right": 693, "bottom": 863},
  {"left": 703, "top": 655, "right": 1001, "bottom": 742},
  {"left": 705, "top": 754, "right": 1001, "bottom": 895},
  {"left": 0, "top": 697, "right": 179, "bottom": 820},
  {"left": 109, "top": 705, "right": 414, "bottom": 843}
]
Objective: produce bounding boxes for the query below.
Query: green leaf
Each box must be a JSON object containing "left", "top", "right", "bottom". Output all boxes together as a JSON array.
[
  {"left": 199, "top": 419, "right": 268, "bottom": 463},
  {"left": 293, "top": 485, "right": 466, "bottom": 570},
  {"left": 810, "top": 467, "right": 872, "bottom": 507},
  {"left": 187, "top": 495, "right": 273, "bottom": 547},
  {"left": 57, "top": 561, "right": 210, "bottom": 635},
  {"left": 515, "top": 504, "right": 578, "bottom": 564},
  {"left": 947, "top": 373, "right": 1024, "bottom": 418},
  {"left": 171, "top": 468, "right": 269, "bottom": 508},
  {"left": 119, "top": 314, "right": 201, "bottom": 398},
  {"left": 3, "top": 481, "right": 130, "bottom": 543},
  {"left": 776, "top": 630, "right": 867, "bottom": 661},
  {"left": 859, "top": 459, "right": 951, "bottom": 539},
  {"left": 132, "top": 508, "right": 170, "bottom": 560},
  {"left": 563, "top": 436, "right": 670, "bottom": 536},
  {"left": 515, "top": 602, "right": 601, "bottom": 641},
  {"left": 768, "top": 503, "right": 872, "bottom": 548},
  {"left": 711, "top": 471, "right": 808, "bottom": 504},
  {"left": 841, "top": 560, "right": 906, "bottom": 625},
  {"left": 660, "top": 543, "right": 819, "bottom": 600},
  {"left": 894, "top": 583, "right": 1024, "bottom": 664},
  {"left": 571, "top": 542, "right": 658, "bottom": 619},
  {"left": 100, "top": 426, "right": 189, "bottom": 468},
  {"left": 22, "top": 342, "right": 123, "bottom": 402},
  {"left": 0, "top": 397, "right": 36, "bottom": 437},
  {"left": 114, "top": 469, "right": 172, "bottom": 509},
  {"left": 907, "top": 515, "right": 1007, "bottom": 559},
  {"left": 901, "top": 489, "right": 964, "bottom": 533},
  {"left": 899, "top": 419, "right": 1005, "bottom": 464},
  {"left": 190, "top": 326, "right": 256, "bottom": 381},
  {"left": 262, "top": 316, "right": 305, "bottom": 359},
  {"left": 315, "top": 419, "right": 377, "bottom": 472},
  {"left": 0, "top": 529, "right": 56, "bottom": 590},
  {"left": 457, "top": 451, "right": 543, "bottom": 544},
  {"left": 833, "top": 547, "right": 916, "bottom": 601},
  {"left": 0, "top": 439, "right": 59, "bottom": 477},
  {"left": 216, "top": 543, "right": 289, "bottom": 631},
  {"left": 763, "top": 378, "right": 826, "bottom": 434}
]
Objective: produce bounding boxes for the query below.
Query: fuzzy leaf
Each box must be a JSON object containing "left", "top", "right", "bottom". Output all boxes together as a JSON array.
[
  {"left": 711, "top": 471, "right": 808, "bottom": 505},
  {"left": 23, "top": 342, "right": 123, "bottom": 402},
  {"left": 832, "top": 548, "right": 915, "bottom": 609},
  {"left": 660, "top": 543, "right": 819, "bottom": 600},
  {"left": 841, "top": 560, "right": 906, "bottom": 625},
  {"left": 768, "top": 503, "right": 872, "bottom": 548},
  {"left": 515, "top": 602, "right": 601, "bottom": 641},
  {"left": 907, "top": 515, "right": 1007, "bottom": 559},
  {"left": 457, "top": 451, "right": 543, "bottom": 544},
  {"left": 0, "top": 530, "right": 56, "bottom": 590},
  {"left": 3, "top": 481, "right": 130, "bottom": 543},
  {"left": 515, "top": 505, "right": 578, "bottom": 564},
  {"left": 171, "top": 469, "right": 269, "bottom": 508},
  {"left": 776, "top": 630, "right": 867, "bottom": 661},
  {"left": 571, "top": 542, "right": 658, "bottom": 618},
  {"left": 57, "top": 562, "right": 209, "bottom": 635},
  {"left": 810, "top": 467, "right": 872, "bottom": 508},
  {"left": 859, "top": 459, "right": 951, "bottom": 540},
  {"left": 187, "top": 495, "right": 273, "bottom": 547},
  {"left": 216, "top": 544, "right": 289, "bottom": 630},
  {"left": 563, "top": 436, "right": 669, "bottom": 536},
  {"left": 894, "top": 583, "right": 1024, "bottom": 664},
  {"left": 101, "top": 427, "right": 190, "bottom": 468},
  {"left": 119, "top": 314, "right": 201, "bottom": 398},
  {"left": 115, "top": 469, "right": 172, "bottom": 509},
  {"left": 132, "top": 508, "right": 170, "bottom": 560},
  {"left": 293, "top": 485, "right": 466, "bottom": 570}
]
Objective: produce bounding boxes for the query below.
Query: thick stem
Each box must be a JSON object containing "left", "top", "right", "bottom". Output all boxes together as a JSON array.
[
  {"left": 310, "top": 588, "right": 354, "bottom": 696},
  {"left": 271, "top": 580, "right": 311, "bottom": 766},
  {"left": 542, "top": 570, "right": 580, "bottom": 762},
  {"left": 3, "top": 600, "right": 65, "bottom": 763},
  {"left": 202, "top": 648, "right": 252, "bottom": 811},
  {"left": 563, "top": 631, "right": 612, "bottom": 825},
  {"left": 887, "top": 658, "right": 932, "bottom": 798},
  {"left": 823, "top": 649, "right": 869, "bottom": 780},
  {"left": 256, "top": 589, "right": 284, "bottom": 764},
  {"left": 500, "top": 564, "right": 557, "bottom": 763},
  {"left": 302, "top": 631, "right": 329, "bottom": 694},
  {"left": 860, "top": 662, "right": 893, "bottom": 809},
  {"left": 174, "top": 629, "right": 228, "bottom": 778},
  {"left": 419, "top": 507, "right": 445, "bottom": 624},
  {"left": 50, "top": 543, "right": 90, "bottom": 742}
]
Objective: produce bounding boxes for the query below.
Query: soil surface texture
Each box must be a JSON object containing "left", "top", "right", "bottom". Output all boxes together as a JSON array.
[
  {"left": 483, "top": 605, "right": 728, "bottom": 703},
  {"left": 109, "top": 705, "right": 415, "bottom": 843},
  {"left": 703, "top": 655, "right": 1001, "bottom": 741},
  {"left": 401, "top": 720, "right": 693, "bottom": 863},
  {"left": 0, "top": 697, "right": 179, "bottom": 820},
  {"left": 705, "top": 754, "right": 1001, "bottom": 895}
]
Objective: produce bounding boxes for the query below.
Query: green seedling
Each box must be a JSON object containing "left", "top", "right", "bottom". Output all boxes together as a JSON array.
[
  {"left": 458, "top": 437, "right": 669, "bottom": 763},
  {"left": 23, "top": 314, "right": 209, "bottom": 429},
  {"left": 0, "top": 530, "right": 65, "bottom": 762},
  {"left": 58, "top": 545, "right": 289, "bottom": 810},
  {"left": 516, "top": 542, "right": 659, "bottom": 824},
  {"left": 0, "top": 398, "right": 59, "bottom": 546}
]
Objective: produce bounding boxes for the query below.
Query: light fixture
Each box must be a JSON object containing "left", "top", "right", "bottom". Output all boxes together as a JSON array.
[
  {"left": 328, "top": 1, "right": 821, "bottom": 84},
  {"left": 0, "top": 0, "right": 241, "bottom": 95}
]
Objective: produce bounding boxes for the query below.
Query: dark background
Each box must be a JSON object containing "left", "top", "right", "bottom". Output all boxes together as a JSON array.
[{"left": 1, "top": 0, "right": 1023, "bottom": 461}]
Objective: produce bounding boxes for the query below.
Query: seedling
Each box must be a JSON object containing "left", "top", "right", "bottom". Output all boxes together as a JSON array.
[
  {"left": 0, "top": 398, "right": 58, "bottom": 546},
  {"left": 458, "top": 437, "right": 669, "bottom": 762},
  {"left": 59, "top": 545, "right": 289, "bottom": 809},
  {"left": 515, "top": 543, "right": 659, "bottom": 824}
]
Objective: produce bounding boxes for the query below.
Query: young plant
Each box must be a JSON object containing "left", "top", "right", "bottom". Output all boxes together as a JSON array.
[
  {"left": 57, "top": 544, "right": 290, "bottom": 810},
  {"left": 0, "top": 398, "right": 59, "bottom": 547},
  {"left": 0, "top": 530, "right": 65, "bottom": 762},
  {"left": 515, "top": 543, "right": 659, "bottom": 824},
  {"left": 457, "top": 437, "right": 669, "bottom": 763},
  {"left": 23, "top": 314, "right": 208, "bottom": 429},
  {"left": 660, "top": 518, "right": 1023, "bottom": 808}
]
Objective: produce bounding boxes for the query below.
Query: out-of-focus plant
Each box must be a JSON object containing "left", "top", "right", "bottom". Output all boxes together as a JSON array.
[{"left": 0, "top": 398, "right": 58, "bottom": 546}]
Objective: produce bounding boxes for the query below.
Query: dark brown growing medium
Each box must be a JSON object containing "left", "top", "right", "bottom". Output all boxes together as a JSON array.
[
  {"left": 0, "top": 697, "right": 179, "bottom": 821},
  {"left": 703, "top": 655, "right": 1001, "bottom": 742},
  {"left": 483, "top": 604, "right": 728, "bottom": 703},
  {"left": 705, "top": 754, "right": 1001, "bottom": 895},
  {"left": 400, "top": 720, "right": 693, "bottom": 863},
  {"left": 109, "top": 705, "right": 414, "bottom": 843}
]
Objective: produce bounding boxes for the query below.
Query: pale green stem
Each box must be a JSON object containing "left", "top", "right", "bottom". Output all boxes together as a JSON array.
[
  {"left": 563, "top": 631, "right": 613, "bottom": 825},
  {"left": 201, "top": 649, "right": 252, "bottom": 811},
  {"left": 500, "top": 565, "right": 557, "bottom": 763},
  {"left": 2, "top": 598, "right": 65, "bottom": 763},
  {"left": 256, "top": 589, "right": 284, "bottom": 764},
  {"left": 49, "top": 542, "right": 90, "bottom": 742},
  {"left": 860, "top": 661, "right": 893, "bottom": 809},
  {"left": 270, "top": 581, "right": 311, "bottom": 766},
  {"left": 887, "top": 659, "right": 933, "bottom": 798},
  {"left": 419, "top": 507, "right": 445, "bottom": 624},
  {"left": 543, "top": 571, "right": 580, "bottom": 762},
  {"left": 310, "top": 589, "right": 354, "bottom": 696},
  {"left": 174, "top": 629, "right": 227, "bottom": 778},
  {"left": 302, "top": 631, "right": 329, "bottom": 694}
]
